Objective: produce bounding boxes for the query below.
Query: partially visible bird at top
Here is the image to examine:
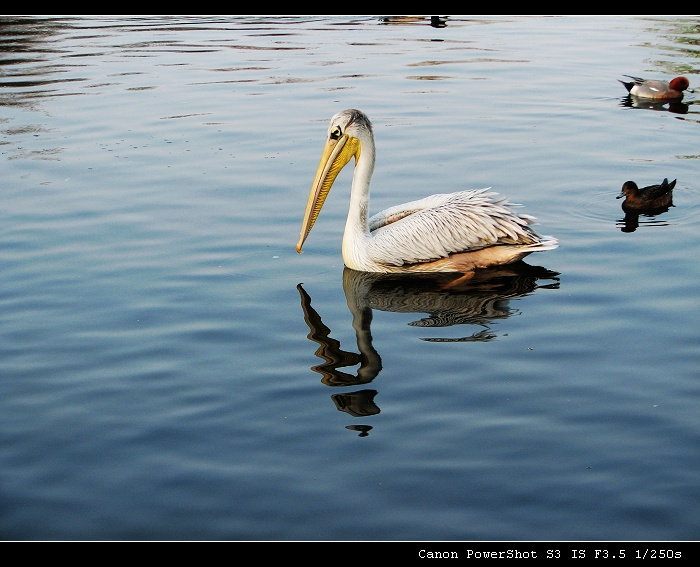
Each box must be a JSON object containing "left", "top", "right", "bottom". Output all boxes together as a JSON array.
[
  {"left": 618, "top": 75, "right": 691, "bottom": 100},
  {"left": 617, "top": 178, "right": 676, "bottom": 211}
]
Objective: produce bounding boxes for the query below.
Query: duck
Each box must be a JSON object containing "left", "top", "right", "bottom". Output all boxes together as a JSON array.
[
  {"left": 617, "top": 178, "right": 676, "bottom": 211},
  {"left": 618, "top": 75, "right": 691, "bottom": 100}
]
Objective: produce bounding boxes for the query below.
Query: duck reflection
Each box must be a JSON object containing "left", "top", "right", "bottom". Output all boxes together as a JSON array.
[
  {"left": 618, "top": 208, "right": 674, "bottom": 233},
  {"left": 619, "top": 95, "right": 689, "bottom": 115},
  {"left": 297, "top": 262, "right": 559, "bottom": 434}
]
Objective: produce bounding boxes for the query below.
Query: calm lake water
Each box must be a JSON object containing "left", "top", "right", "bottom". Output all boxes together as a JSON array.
[{"left": 1, "top": 16, "right": 699, "bottom": 542}]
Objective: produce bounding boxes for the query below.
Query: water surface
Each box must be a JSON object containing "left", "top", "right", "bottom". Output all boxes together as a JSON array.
[{"left": 1, "top": 16, "right": 700, "bottom": 541}]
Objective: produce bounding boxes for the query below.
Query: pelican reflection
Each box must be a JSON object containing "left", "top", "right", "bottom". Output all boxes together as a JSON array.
[{"left": 297, "top": 262, "right": 559, "bottom": 433}]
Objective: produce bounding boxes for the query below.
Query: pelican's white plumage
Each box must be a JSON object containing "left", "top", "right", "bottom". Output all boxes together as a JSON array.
[{"left": 296, "top": 109, "right": 557, "bottom": 274}]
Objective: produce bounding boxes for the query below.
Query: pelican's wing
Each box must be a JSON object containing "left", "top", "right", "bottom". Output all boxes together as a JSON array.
[
  {"left": 367, "top": 188, "right": 541, "bottom": 267},
  {"left": 368, "top": 191, "right": 467, "bottom": 232}
]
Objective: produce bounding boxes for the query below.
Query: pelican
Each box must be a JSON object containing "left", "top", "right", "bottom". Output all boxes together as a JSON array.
[{"left": 296, "top": 109, "right": 557, "bottom": 273}]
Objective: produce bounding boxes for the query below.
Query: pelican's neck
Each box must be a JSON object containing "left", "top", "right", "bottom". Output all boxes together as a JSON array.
[{"left": 342, "top": 137, "right": 375, "bottom": 269}]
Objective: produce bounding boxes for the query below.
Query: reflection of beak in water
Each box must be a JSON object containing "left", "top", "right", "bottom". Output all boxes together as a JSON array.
[
  {"left": 297, "top": 262, "right": 559, "bottom": 430},
  {"left": 619, "top": 95, "right": 689, "bottom": 115},
  {"left": 298, "top": 283, "right": 381, "bottom": 387},
  {"left": 298, "top": 281, "right": 382, "bottom": 427}
]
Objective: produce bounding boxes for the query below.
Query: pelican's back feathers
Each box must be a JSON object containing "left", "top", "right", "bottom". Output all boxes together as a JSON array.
[{"left": 367, "top": 188, "right": 554, "bottom": 267}]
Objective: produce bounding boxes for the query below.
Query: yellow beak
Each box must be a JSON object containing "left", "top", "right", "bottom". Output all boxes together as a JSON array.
[{"left": 296, "top": 134, "right": 360, "bottom": 253}]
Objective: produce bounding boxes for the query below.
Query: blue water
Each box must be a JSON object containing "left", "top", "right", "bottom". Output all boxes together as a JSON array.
[{"left": 1, "top": 16, "right": 699, "bottom": 541}]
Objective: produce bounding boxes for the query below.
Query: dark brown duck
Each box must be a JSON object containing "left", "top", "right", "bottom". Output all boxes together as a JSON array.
[{"left": 617, "top": 178, "right": 676, "bottom": 211}]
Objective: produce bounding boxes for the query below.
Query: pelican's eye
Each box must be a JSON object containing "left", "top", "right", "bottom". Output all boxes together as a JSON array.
[{"left": 330, "top": 126, "right": 342, "bottom": 140}]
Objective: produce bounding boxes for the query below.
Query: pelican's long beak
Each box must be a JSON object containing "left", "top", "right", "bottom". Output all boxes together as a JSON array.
[{"left": 296, "top": 134, "right": 360, "bottom": 253}]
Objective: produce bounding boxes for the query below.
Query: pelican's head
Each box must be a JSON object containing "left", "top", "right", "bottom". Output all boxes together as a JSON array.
[{"left": 296, "top": 109, "right": 372, "bottom": 254}]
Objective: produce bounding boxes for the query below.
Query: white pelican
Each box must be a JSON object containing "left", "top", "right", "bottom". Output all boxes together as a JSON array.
[{"left": 296, "top": 109, "right": 557, "bottom": 273}]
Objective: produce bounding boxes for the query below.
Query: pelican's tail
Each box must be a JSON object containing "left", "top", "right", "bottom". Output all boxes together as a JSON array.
[{"left": 531, "top": 235, "right": 558, "bottom": 251}]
